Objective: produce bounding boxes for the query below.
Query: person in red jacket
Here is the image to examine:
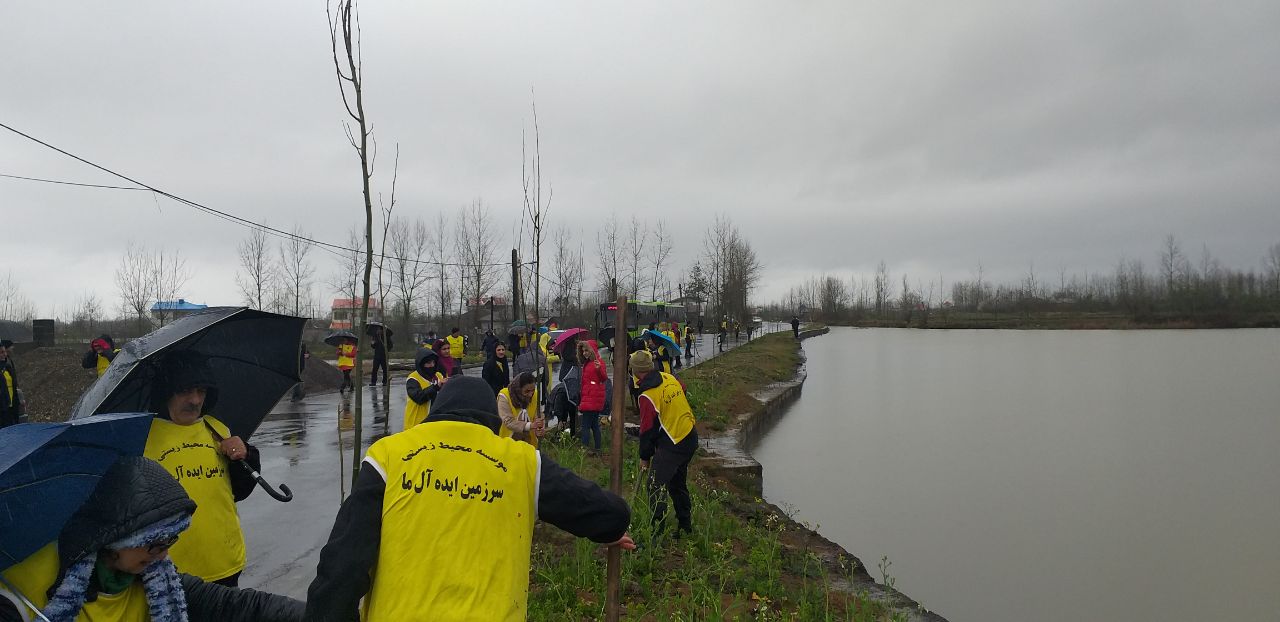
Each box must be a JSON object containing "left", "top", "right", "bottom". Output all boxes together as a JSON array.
[{"left": 575, "top": 340, "right": 609, "bottom": 451}]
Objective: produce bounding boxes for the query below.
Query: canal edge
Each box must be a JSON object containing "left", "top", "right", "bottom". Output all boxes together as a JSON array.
[{"left": 699, "top": 326, "right": 950, "bottom": 622}]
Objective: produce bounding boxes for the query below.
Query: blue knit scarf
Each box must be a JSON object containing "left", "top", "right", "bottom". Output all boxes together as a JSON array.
[{"left": 42, "top": 513, "right": 192, "bottom": 622}]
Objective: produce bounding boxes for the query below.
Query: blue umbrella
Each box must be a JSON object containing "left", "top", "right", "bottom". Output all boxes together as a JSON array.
[
  {"left": 0, "top": 413, "right": 153, "bottom": 572},
  {"left": 642, "top": 329, "right": 682, "bottom": 357}
]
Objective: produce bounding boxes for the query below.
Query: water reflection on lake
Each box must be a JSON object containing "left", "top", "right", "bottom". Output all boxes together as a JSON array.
[{"left": 752, "top": 327, "right": 1280, "bottom": 622}]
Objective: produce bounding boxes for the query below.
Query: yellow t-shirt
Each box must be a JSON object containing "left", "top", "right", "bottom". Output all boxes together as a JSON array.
[
  {"left": 1, "top": 543, "right": 150, "bottom": 622},
  {"left": 143, "top": 416, "right": 245, "bottom": 581},
  {"left": 2, "top": 369, "right": 11, "bottom": 404}
]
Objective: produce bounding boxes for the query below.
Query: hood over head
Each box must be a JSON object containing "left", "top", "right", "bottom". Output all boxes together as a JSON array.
[
  {"left": 414, "top": 347, "right": 440, "bottom": 375},
  {"left": 427, "top": 376, "right": 502, "bottom": 433},
  {"left": 150, "top": 350, "right": 220, "bottom": 417},
  {"left": 57, "top": 456, "right": 196, "bottom": 573}
]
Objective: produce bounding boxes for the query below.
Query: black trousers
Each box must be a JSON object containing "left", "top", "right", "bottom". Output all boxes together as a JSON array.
[
  {"left": 648, "top": 448, "right": 693, "bottom": 532},
  {"left": 370, "top": 354, "right": 388, "bottom": 385}
]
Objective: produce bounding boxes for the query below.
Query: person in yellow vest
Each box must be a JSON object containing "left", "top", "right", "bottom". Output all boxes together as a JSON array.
[
  {"left": 0, "top": 455, "right": 304, "bottom": 622},
  {"left": 404, "top": 348, "right": 446, "bottom": 430},
  {"left": 336, "top": 337, "right": 356, "bottom": 394},
  {"left": 0, "top": 345, "right": 17, "bottom": 428},
  {"left": 537, "top": 327, "right": 553, "bottom": 399},
  {"left": 303, "top": 376, "right": 634, "bottom": 621},
  {"left": 644, "top": 333, "right": 672, "bottom": 375},
  {"left": 497, "top": 371, "right": 543, "bottom": 447},
  {"left": 81, "top": 334, "right": 120, "bottom": 377},
  {"left": 446, "top": 327, "right": 465, "bottom": 361},
  {"left": 664, "top": 323, "right": 681, "bottom": 370},
  {"left": 631, "top": 349, "right": 698, "bottom": 538},
  {"left": 143, "top": 351, "right": 257, "bottom": 587}
]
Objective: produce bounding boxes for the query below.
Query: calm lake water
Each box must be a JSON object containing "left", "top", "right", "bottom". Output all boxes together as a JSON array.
[{"left": 752, "top": 327, "right": 1280, "bottom": 622}]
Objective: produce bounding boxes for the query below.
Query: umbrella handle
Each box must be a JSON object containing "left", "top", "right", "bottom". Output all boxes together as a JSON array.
[{"left": 238, "top": 461, "right": 294, "bottom": 502}]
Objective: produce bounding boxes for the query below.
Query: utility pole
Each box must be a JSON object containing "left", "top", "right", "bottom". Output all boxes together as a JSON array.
[
  {"left": 511, "top": 249, "right": 522, "bottom": 324},
  {"left": 605, "top": 293, "right": 627, "bottom": 621}
]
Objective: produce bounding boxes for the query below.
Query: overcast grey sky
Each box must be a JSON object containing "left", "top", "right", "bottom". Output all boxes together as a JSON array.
[{"left": 4, "top": 1, "right": 1278, "bottom": 318}]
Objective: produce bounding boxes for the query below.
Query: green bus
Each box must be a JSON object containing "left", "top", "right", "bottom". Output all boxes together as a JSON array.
[{"left": 596, "top": 300, "right": 687, "bottom": 340}]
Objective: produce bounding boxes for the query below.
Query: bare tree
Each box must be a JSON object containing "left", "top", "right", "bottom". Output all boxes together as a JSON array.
[
  {"left": 70, "top": 291, "right": 103, "bottom": 340},
  {"left": 1265, "top": 242, "right": 1280, "bottom": 297},
  {"left": 116, "top": 242, "right": 152, "bottom": 331},
  {"left": 1160, "top": 234, "right": 1186, "bottom": 297},
  {"left": 389, "top": 216, "right": 431, "bottom": 333},
  {"left": 647, "top": 220, "right": 674, "bottom": 301},
  {"left": 236, "top": 227, "right": 274, "bottom": 310},
  {"left": 279, "top": 225, "right": 316, "bottom": 317},
  {"left": 624, "top": 216, "right": 648, "bottom": 299},
  {"left": 329, "top": 0, "right": 379, "bottom": 486},
  {"left": 522, "top": 92, "right": 552, "bottom": 325},
  {"left": 456, "top": 199, "right": 500, "bottom": 330},
  {"left": 374, "top": 145, "right": 399, "bottom": 326},
  {"left": 0, "top": 272, "right": 35, "bottom": 325},
  {"left": 550, "top": 225, "right": 585, "bottom": 317},
  {"left": 150, "top": 248, "right": 192, "bottom": 327},
  {"left": 595, "top": 213, "right": 621, "bottom": 296},
  {"left": 328, "top": 227, "right": 363, "bottom": 307},
  {"left": 873, "top": 260, "right": 890, "bottom": 317},
  {"left": 429, "top": 212, "right": 453, "bottom": 331},
  {"left": 701, "top": 214, "right": 761, "bottom": 323}
]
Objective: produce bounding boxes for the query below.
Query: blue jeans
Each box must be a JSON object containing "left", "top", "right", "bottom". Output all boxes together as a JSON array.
[{"left": 579, "top": 410, "right": 602, "bottom": 450}]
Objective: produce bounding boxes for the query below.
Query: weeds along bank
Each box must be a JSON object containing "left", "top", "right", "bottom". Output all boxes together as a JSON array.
[{"left": 528, "top": 330, "right": 948, "bottom": 621}]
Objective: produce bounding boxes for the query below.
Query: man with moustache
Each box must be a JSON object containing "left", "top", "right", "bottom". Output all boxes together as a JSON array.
[{"left": 143, "top": 351, "right": 259, "bottom": 587}]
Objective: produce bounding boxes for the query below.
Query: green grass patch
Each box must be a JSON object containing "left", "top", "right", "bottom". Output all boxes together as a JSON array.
[
  {"left": 526, "top": 333, "right": 905, "bottom": 620},
  {"left": 680, "top": 332, "right": 802, "bottom": 431}
]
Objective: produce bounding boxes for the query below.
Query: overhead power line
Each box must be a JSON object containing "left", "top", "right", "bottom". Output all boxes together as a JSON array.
[{"left": 0, "top": 121, "right": 516, "bottom": 270}]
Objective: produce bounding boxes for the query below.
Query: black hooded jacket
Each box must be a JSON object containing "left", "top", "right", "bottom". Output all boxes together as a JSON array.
[
  {"left": 406, "top": 348, "right": 443, "bottom": 405},
  {"left": 304, "top": 376, "right": 631, "bottom": 622},
  {"left": 0, "top": 457, "right": 302, "bottom": 622}
]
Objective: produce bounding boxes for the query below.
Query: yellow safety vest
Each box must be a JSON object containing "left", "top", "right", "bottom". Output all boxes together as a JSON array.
[
  {"left": 2, "top": 543, "right": 150, "bottom": 622},
  {"left": 497, "top": 387, "right": 539, "bottom": 449},
  {"left": 2, "top": 369, "right": 11, "bottom": 404},
  {"left": 638, "top": 372, "right": 696, "bottom": 445},
  {"left": 143, "top": 416, "right": 245, "bottom": 581},
  {"left": 337, "top": 343, "right": 357, "bottom": 370},
  {"left": 361, "top": 421, "right": 539, "bottom": 622},
  {"left": 404, "top": 370, "right": 445, "bottom": 430},
  {"left": 95, "top": 350, "right": 119, "bottom": 377},
  {"left": 447, "top": 335, "right": 465, "bottom": 359}
]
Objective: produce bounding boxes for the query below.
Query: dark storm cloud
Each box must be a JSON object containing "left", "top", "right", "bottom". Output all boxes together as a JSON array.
[{"left": 3, "top": 0, "right": 1277, "bottom": 313}]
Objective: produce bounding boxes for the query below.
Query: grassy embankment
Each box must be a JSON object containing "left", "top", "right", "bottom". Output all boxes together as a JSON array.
[{"left": 527, "top": 332, "right": 906, "bottom": 621}]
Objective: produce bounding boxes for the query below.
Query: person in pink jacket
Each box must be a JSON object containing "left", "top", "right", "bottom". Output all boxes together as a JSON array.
[{"left": 575, "top": 340, "right": 609, "bottom": 451}]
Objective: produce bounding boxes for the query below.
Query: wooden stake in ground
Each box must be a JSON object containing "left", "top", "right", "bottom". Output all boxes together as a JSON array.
[{"left": 605, "top": 294, "right": 628, "bottom": 621}]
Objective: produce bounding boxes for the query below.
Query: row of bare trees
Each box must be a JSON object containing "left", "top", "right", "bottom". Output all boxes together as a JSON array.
[
  {"left": 775, "top": 237, "right": 1280, "bottom": 325},
  {"left": 236, "top": 225, "right": 318, "bottom": 318}
]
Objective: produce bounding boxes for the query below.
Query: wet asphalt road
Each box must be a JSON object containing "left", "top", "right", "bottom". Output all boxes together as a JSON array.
[{"left": 237, "top": 324, "right": 790, "bottom": 597}]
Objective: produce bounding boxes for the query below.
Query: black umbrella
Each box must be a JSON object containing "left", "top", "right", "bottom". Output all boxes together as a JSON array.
[
  {"left": 71, "top": 307, "right": 306, "bottom": 502},
  {"left": 324, "top": 329, "right": 358, "bottom": 346}
]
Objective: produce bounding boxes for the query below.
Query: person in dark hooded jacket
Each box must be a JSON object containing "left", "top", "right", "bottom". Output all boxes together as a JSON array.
[
  {"left": 304, "top": 376, "right": 633, "bottom": 622},
  {"left": 403, "top": 347, "right": 446, "bottom": 430},
  {"left": 0, "top": 455, "right": 303, "bottom": 622}
]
